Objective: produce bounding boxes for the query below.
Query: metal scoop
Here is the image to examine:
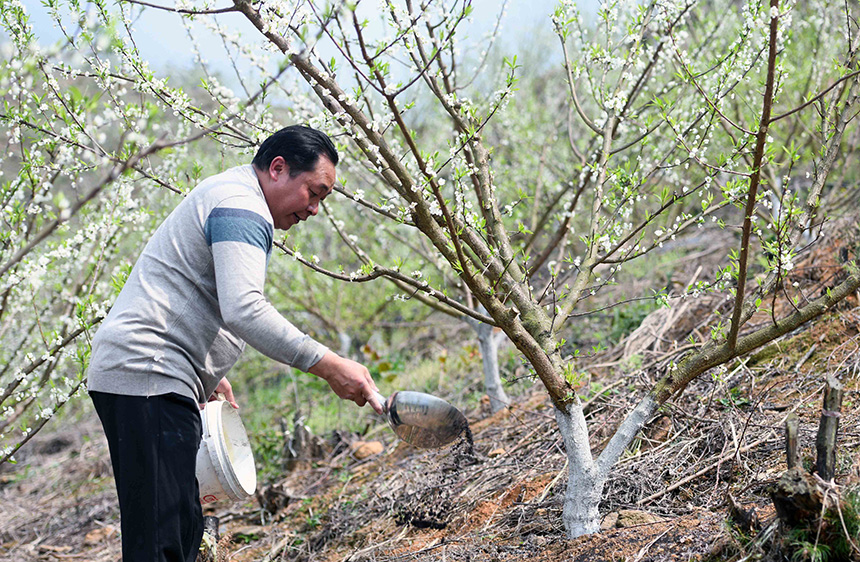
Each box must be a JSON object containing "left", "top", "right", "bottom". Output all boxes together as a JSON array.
[{"left": 371, "top": 390, "right": 468, "bottom": 449}]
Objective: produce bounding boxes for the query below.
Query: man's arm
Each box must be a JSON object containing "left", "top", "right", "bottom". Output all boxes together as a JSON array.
[{"left": 206, "top": 199, "right": 380, "bottom": 412}]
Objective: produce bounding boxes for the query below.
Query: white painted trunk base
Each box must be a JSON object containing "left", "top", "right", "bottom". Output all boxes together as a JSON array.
[{"left": 554, "top": 402, "right": 604, "bottom": 538}]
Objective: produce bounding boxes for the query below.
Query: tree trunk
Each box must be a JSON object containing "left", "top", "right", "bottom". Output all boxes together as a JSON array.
[
  {"left": 815, "top": 373, "right": 843, "bottom": 480},
  {"left": 337, "top": 331, "right": 352, "bottom": 358},
  {"left": 770, "top": 467, "right": 824, "bottom": 526},
  {"left": 785, "top": 413, "right": 799, "bottom": 470},
  {"left": 555, "top": 402, "right": 604, "bottom": 537},
  {"left": 474, "top": 321, "right": 509, "bottom": 413}
]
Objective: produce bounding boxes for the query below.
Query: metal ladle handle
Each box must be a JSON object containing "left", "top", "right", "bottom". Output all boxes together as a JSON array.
[{"left": 371, "top": 390, "right": 388, "bottom": 413}]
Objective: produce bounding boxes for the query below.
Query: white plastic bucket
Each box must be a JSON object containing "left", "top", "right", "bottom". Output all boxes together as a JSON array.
[{"left": 196, "top": 400, "right": 257, "bottom": 504}]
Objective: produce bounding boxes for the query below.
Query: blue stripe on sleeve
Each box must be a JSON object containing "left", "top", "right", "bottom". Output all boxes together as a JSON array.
[{"left": 204, "top": 208, "right": 273, "bottom": 255}]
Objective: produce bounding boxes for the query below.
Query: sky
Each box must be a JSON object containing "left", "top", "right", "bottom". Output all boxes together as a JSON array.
[{"left": 16, "top": 0, "right": 597, "bottom": 82}]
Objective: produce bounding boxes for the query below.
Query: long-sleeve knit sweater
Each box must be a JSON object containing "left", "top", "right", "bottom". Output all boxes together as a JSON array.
[{"left": 87, "top": 164, "right": 328, "bottom": 403}]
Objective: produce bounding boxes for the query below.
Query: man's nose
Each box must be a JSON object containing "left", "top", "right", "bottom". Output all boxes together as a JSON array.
[{"left": 307, "top": 202, "right": 319, "bottom": 215}]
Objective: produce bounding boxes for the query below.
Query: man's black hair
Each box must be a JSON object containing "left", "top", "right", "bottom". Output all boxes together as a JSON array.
[{"left": 252, "top": 125, "right": 339, "bottom": 177}]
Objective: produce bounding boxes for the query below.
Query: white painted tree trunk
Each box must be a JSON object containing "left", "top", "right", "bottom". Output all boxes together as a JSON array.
[
  {"left": 595, "top": 394, "right": 659, "bottom": 474},
  {"left": 554, "top": 401, "right": 604, "bottom": 537},
  {"left": 554, "top": 392, "right": 660, "bottom": 538},
  {"left": 473, "top": 321, "right": 509, "bottom": 413},
  {"left": 337, "top": 331, "right": 351, "bottom": 358}
]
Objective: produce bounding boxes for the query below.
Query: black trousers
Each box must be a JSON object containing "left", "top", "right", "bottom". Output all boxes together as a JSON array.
[{"left": 91, "top": 391, "right": 203, "bottom": 562}]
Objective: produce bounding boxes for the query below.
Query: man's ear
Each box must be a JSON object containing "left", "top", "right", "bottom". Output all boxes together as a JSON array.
[{"left": 269, "top": 156, "right": 289, "bottom": 179}]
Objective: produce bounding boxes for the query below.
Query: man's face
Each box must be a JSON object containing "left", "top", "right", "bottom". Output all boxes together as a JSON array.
[{"left": 261, "top": 155, "right": 336, "bottom": 231}]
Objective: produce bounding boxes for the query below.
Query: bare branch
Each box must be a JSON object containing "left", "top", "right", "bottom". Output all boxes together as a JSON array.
[
  {"left": 726, "top": 0, "right": 782, "bottom": 349},
  {"left": 770, "top": 69, "right": 860, "bottom": 123},
  {"left": 119, "top": 0, "right": 238, "bottom": 14},
  {"left": 273, "top": 240, "right": 494, "bottom": 325}
]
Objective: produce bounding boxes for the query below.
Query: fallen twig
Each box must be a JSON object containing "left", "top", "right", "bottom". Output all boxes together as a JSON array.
[
  {"left": 637, "top": 432, "right": 778, "bottom": 506},
  {"left": 632, "top": 528, "right": 671, "bottom": 562}
]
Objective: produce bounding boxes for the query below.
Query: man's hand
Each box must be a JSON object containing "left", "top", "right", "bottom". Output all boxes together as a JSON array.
[
  {"left": 308, "top": 351, "right": 383, "bottom": 414},
  {"left": 209, "top": 377, "right": 239, "bottom": 409}
]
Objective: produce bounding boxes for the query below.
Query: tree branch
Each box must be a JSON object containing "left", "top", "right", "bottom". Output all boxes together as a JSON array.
[
  {"left": 726, "top": 0, "right": 781, "bottom": 350},
  {"left": 120, "top": 0, "right": 238, "bottom": 15}
]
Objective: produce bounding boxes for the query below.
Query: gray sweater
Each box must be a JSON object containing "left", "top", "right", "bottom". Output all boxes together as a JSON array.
[{"left": 87, "top": 165, "right": 328, "bottom": 403}]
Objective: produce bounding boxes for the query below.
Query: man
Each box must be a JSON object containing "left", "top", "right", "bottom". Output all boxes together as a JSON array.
[{"left": 87, "top": 125, "right": 382, "bottom": 562}]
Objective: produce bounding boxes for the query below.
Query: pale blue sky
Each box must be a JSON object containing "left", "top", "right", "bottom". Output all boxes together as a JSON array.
[{"left": 17, "top": 0, "right": 597, "bottom": 81}]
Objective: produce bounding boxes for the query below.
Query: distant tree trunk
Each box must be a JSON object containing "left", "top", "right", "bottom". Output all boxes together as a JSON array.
[
  {"left": 467, "top": 310, "right": 510, "bottom": 413},
  {"left": 337, "top": 331, "right": 352, "bottom": 358}
]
